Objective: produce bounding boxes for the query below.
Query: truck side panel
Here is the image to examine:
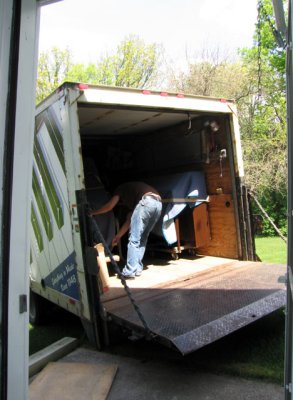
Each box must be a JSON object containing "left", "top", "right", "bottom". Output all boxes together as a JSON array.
[{"left": 30, "top": 92, "right": 90, "bottom": 318}]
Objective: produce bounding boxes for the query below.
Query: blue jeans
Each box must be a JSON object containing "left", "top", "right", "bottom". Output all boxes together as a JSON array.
[{"left": 122, "top": 196, "right": 162, "bottom": 277}]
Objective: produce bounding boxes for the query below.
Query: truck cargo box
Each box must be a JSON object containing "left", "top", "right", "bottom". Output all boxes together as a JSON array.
[{"left": 30, "top": 83, "right": 286, "bottom": 353}]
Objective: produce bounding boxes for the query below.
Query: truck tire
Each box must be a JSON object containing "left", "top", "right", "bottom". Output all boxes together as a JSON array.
[{"left": 29, "top": 290, "right": 47, "bottom": 325}]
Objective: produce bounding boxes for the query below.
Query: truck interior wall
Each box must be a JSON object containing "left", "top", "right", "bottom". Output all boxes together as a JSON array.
[
  {"left": 80, "top": 111, "right": 241, "bottom": 260},
  {"left": 198, "top": 117, "right": 240, "bottom": 259}
]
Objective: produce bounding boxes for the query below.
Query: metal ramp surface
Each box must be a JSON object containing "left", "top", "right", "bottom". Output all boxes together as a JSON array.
[{"left": 103, "top": 261, "right": 286, "bottom": 355}]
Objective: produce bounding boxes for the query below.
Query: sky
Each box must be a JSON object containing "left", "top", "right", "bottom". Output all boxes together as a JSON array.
[{"left": 39, "top": 0, "right": 258, "bottom": 66}]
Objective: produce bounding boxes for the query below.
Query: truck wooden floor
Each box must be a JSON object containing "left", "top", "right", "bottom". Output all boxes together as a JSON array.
[{"left": 101, "top": 256, "right": 286, "bottom": 354}]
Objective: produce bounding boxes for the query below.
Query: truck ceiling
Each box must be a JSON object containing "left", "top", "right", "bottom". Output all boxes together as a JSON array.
[
  {"left": 78, "top": 105, "right": 204, "bottom": 137},
  {"left": 73, "top": 83, "right": 236, "bottom": 137}
]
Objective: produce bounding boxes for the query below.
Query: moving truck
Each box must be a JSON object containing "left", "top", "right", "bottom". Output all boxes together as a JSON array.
[{"left": 29, "top": 82, "right": 286, "bottom": 354}]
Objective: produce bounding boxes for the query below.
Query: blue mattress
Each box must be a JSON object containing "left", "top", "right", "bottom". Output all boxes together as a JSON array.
[{"left": 147, "top": 171, "right": 207, "bottom": 245}]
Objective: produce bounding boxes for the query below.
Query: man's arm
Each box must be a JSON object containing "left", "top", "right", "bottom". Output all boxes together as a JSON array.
[
  {"left": 112, "top": 212, "right": 131, "bottom": 247},
  {"left": 90, "top": 195, "right": 120, "bottom": 216}
]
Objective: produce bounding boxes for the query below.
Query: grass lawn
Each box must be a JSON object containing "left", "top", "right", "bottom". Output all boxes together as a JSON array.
[
  {"left": 29, "top": 236, "right": 287, "bottom": 384},
  {"left": 29, "top": 308, "right": 84, "bottom": 355},
  {"left": 255, "top": 236, "right": 287, "bottom": 264},
  {"left": 186, "top": 307, "right": 285, "bottom": 384},
  {"left": 196, "top": 235, "right": 286, "bottom": 384}
]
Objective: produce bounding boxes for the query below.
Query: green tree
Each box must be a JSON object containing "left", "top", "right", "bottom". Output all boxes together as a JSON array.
[
  {"left": 36, "top": 36, "right": 161, "bottom": 103},
  {"left": 68, "top": 35, "right": 160, "bottom": 88},
  {"left": 36, "top": 47, "right": 73, "bottom": 103},
  {"left": 239, "top": 0, "right": 287, "bottom": 235},
  {"left": 169, "top": 48, "right": 249, "bottom": 100},
  {"left": 97, "top": 35, "right": 160, "bottom": 88},
  {"left": 66, "top": 63, "right": 101, "bottom": 84}
]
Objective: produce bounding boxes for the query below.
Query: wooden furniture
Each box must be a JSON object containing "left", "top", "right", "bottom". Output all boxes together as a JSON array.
[
  {"left": 95, "top": 243, "right": 120, "bottom": 293},
  {"left": 153, "top": 202, "right": 211, "bottom": 259},
  {"left": 174, "top": 202, "right": 211, "bottom": 255}
]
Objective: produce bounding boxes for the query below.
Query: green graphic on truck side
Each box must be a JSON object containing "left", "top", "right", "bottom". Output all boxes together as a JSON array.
[
  {"left": 31, "top": 105, "right": 66, "bottom": 256},
  {"left": 33, "top": 137, "right": 64, "bottom": 229},
  {"left": 32, "top": 168, "right": 53, "bottom": 241},
  {"left": 43, "top": 108, "right": 66, "bottom": 173},
  {"left": 31, "top": 203, "right": 44, "bottom": 251}
]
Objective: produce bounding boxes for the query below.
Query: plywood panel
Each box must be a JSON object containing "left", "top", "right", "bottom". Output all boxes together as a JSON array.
[
  {"left": 29, "top": 362, "right": 117, "bottom": 400},
  {"left": 193, "top": 203, "right": 211, "bottom": 247},
  {"left": 204, "top": 159, "right": 232, "bottom": 194},
  {"left": 197, "top": 194, "right": 239, "bottom": 259}
]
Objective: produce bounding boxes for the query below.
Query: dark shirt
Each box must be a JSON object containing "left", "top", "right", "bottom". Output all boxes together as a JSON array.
[{"left": 114, "top": 181, "right": 160, "bottom": 211}]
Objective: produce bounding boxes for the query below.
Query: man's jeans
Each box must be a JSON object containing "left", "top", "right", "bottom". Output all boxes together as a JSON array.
[{"left": 122, "top": 196, "right": 162, "bottom": 277}]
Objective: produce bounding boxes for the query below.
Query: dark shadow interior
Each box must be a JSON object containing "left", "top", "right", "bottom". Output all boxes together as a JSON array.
[{"left": 78, "top": 103, "right": 237, "bottom": 261}]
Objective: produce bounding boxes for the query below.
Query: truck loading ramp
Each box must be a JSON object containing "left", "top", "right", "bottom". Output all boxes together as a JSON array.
[{"left": 102, "top": 258, "right": 286, "bottom": 355}]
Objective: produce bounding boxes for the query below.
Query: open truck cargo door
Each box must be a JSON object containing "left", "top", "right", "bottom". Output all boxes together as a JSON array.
[
  {"left": 101, "top": 258, "right": 286, "bottom": 355},
  {"left": 285, "top": 0, "right": 293, "bottom": 397}
]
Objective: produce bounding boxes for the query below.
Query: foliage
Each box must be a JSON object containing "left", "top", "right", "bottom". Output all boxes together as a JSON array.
[
  {"left": 168, "top": 48, "right": 250, "bottom": 101},
  {"left": 239, "top": 0, "right": 287, "bottom": 236},
  {"left": 252, "top": 190, "right": 287, "bottom": 237},
  {"left": 37, "top": 36, "right": 161, "bottom": 103},
  {"left": 66, "top": 63, "right": 102, "bottom": 84},
  {"left": 36, "top": 47, "right": 73, "bottom": 103},
  {"left": 98, "top": 35, "right": 160, "bottom": 88}
]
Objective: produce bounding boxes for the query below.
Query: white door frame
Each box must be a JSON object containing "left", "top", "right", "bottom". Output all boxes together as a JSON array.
[{"left": 0, "top": 1, "right": 60, "bottom": 399}]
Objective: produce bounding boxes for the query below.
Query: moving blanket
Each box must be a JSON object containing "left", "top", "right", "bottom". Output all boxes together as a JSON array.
[
  {"left": 147, "top": 171, "right": 207, "bottom": 245},
  {"left": 86, "top": 187, "right": 116, "bottom": 248},
  {"left": 84, "top": 158, "right": 115, "bottom": 249}
]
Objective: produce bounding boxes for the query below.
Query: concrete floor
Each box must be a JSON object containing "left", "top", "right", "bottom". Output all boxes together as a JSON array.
[{"left": 61, "top": 345, "right": 284, "bottom": 400}]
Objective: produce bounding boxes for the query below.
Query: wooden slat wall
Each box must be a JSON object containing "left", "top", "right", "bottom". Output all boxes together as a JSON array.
[
  {"left": 199, "top": 121, "right": 240, "bottom": 259},
  {"left": 197, "top": 194, "right": 239, "bottom": 259},
  {"left": 204, "top": 158, "right": 232, "bottom": 194}
]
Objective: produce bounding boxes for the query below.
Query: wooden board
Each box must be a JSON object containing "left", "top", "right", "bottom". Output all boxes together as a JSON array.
[
  {"left": 204, "top": 159, "right": 232, "bottom": 194},
  {"left": 101, "top": 255, "right": 235, "bottom": 303},
  {"left": 192, "top": 203, "right": 211, "bottom": 247},
  {"left": 29, "top": 362, "right": 118, "bottom": 400},
  {"left": 197, "top": 194, "right": 239, "bottom": 259}
]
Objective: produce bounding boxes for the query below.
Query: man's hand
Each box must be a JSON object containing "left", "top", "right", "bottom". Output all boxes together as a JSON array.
[
  {"left": 112, "top": 235, "right": 120, "bottom": 248},
  {"left": 111, "top": 212, "right": 131, "bottom": 248}
]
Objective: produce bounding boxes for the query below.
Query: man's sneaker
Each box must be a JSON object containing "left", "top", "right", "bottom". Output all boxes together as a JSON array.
[
  {"left": 118, "top": 273, "right": 135, "bottom": 280},
  {"left": 135, "top": 270, "right": 142, "bottom": 276}
]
